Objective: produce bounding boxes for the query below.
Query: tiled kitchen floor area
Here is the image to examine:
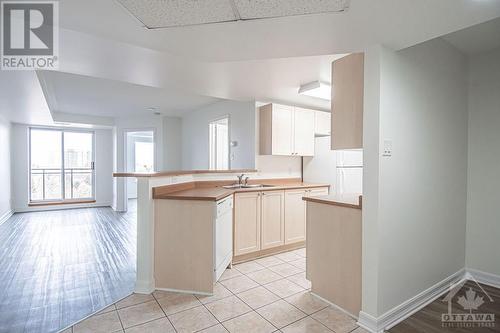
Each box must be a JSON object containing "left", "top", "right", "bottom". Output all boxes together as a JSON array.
[{"left": 63, "top": 248, "right": 368, "bottom": 333}]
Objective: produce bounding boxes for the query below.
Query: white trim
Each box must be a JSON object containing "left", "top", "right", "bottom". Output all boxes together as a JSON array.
[
  {"left": 357, "top": 312, "right": 380, "bottom": 333},
  {"left": 357, "top": 269, "right": 466, "bottom": 333},
  {"left": 310, "top": 291, "right": 358, "bottom": 319},
  {"left": 154, "top": 287, "right": 212, "bottom": 297},
  {"left": 467, "top": 268, "right": 500, "bottom": 289},
  {"left": 14, "top": 202, "right": 112, "bottom": 213},
  {"left": 0, "top": 209, "right": 13, "bottom": 226},
  {"left": 134, "top": 278, "right": 155, "bottom": 295}
]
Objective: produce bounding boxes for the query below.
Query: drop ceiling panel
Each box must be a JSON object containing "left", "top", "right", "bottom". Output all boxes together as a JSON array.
[
  {"left": 234, "top": 0, "right": 350, "bottom": 20},
  {"left": 117, "top": 0, "right": 350, "bottom": 29},
  {"left": 117, "top": 0, "right": 237, "bottom": 28}
]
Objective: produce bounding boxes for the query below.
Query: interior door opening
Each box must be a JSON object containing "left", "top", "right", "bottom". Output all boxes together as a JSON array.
[{"left": 125, "top": 130, "right": 155, "bottom": 200}]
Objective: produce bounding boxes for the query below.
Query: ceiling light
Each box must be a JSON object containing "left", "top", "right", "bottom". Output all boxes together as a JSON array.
[{"left": 298, "top": 81, "right": 331, "bottom": 101}]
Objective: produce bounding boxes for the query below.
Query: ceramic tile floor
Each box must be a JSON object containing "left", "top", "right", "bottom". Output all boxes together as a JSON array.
[{"left": 62, "top": 248, "right": 369, "bottom": 333}]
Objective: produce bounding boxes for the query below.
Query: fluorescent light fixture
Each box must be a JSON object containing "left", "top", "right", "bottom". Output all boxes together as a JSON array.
[{"left": 298, "top": 81, "right": 331, "bottom": 100}]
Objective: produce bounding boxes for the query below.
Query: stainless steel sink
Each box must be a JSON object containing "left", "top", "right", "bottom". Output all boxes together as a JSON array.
[{"left": 223, "top": 184, "right": 277, "bottom": 189}]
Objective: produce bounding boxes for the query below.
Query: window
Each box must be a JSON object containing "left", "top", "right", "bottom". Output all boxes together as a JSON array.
[
  {"left": 209, "top": 117, "right": 229, "bottom": 170},
  {"left": 30, "top": 128, "right": 95, "bottom": 203}
]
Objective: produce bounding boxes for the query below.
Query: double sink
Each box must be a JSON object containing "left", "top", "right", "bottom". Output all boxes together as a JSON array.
[{"left": 222, "top": 184, "right": 277, "bottom": 189}]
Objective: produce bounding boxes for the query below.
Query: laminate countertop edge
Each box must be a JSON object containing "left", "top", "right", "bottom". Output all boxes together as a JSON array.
[
  {"left": 303, "top": 195, "right": 363, "bottom": 209},
  {"left": 154, "top": 183, "right": 331, "bottom": 201},
  {"left": 113, "top": 169, "right": 258, "bottom": 178}
]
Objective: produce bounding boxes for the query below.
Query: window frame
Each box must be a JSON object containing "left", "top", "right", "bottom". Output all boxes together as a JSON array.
[{"left": 28, "top": 127, "right": 96, "bottom": 204}]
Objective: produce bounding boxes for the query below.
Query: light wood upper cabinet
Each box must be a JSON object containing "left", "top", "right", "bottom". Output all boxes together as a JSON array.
[
  {"left": 294, "top": 108, "right": 315, "bottom": 156},
  {"left": 261, "top": 190, "right": 285, "bottom": 249},
  {"left": 315, "top": 111, "right": 331, "bottom": 136},
  {"left": 271, "top": 105, "right": 294, "bottom": 155},
  {"left": 331, "top": 53, "right": 364, "bottom": 150},
  {"left": 234, "top": 192, "right": 261, "bottom": 256},
  {"left": 284, "top": 189, "right": 307, "bottom": 244},
  {"left": 260, "top": 104, "right": 315, "bottom": 156}
]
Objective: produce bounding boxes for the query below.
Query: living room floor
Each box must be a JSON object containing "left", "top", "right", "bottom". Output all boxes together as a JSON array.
[{"left": 0, "top": 201, "right": 137, "bottom": 333}]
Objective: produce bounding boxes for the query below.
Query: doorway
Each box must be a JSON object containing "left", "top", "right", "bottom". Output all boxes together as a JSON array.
[{"left": 125, "top": 130, "right": 155, "bottom": 199}]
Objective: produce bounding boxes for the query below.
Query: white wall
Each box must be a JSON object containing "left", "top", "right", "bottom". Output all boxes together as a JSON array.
[
  {"left": 362, "top": 39, "right": 469, "bottom": 317},
  {"left": 0, "top": 115, "right": 12, "bottom": 221},
  {"left": 182, "top": 100, "right": 255, "bottom": 170},
  {"left": 11, "top": 124, "right": 114, "bottom": 211},
  {"left": 466, "top": 46, "right": 500, "bottom": 277},
  {"left": 163, "top": 116, "right": 182, "bottom": 171}
]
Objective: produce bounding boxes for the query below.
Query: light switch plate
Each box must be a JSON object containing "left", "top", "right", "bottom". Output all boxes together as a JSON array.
[{"left": 383, "top": 140, "right": 392, "bottom": 157}]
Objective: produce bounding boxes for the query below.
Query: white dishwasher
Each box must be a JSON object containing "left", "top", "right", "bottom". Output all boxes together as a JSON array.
[{"left": 214, "top": 195, "right": 233, "bottom": 282}]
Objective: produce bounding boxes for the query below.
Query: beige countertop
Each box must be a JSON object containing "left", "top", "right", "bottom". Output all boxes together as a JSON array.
[
  {"left": 303, "top": 194, "right": 362, "bottom": 209},
  {"left": 154, "top": 181, "right": 331, "bottom": 201}
]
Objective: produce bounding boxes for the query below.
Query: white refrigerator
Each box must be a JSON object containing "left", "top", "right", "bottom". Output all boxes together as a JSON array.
[{"left": 303, "top": 136, "right": 363, "bottom": 195}]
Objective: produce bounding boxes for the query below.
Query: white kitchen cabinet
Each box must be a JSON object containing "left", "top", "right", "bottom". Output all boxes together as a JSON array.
[
  {"left": 234, "top": 192, "right": 261, "bottom": 256},
  {"left": 260, "top": 103, "right": 315, "bottom": 156},
  {"left": 284, "top": 189, "right": 307, "bottom": 244},
  {"left": 261, "top": 190, "right": 285, "bottom": 249},
  {"left": 315, "top": 111, "right": 331, "bottom": 136}
]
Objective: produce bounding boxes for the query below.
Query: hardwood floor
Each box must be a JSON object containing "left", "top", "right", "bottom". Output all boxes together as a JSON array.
[
  {"left": 0, "top": 202, "right": 136, "bottom": 333},
  {"left": 389, "top": 280, "right": 500, "bottom": 332}
]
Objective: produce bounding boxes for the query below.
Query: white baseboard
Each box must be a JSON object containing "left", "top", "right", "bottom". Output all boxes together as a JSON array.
[
  {"left": 134, "top": 279, "right": 155, "bottom": 295},
  {"left": 14, "top": 202, "right": 112, "bottom": 213},
  {"left": 358, "top": 269, "right": 466, "bottom": 333},
  {"left": 0, "top": 209, "right": 13, "bottom": 226},
  {"left": 155, "top": 287, "right": 212, "bottom": 297},
  {"left": 467, "top": 268, "right": 500, "bottom": 289}
]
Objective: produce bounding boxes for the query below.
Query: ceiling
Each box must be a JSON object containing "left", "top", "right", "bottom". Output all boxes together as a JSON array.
[
  {"left": 2, "top": 1, "right": 500, "bottom": 125},
  {"left": 37, "top": 71, "right": 221, "bottom": 118},
  {"left": 116, "top": 0, "right": 350, "bottom": 28},
  {"left": 58, "top": 0, "right": 500, "bottom": 61},
  {"left": 442, "top": 17, "right": 500, "bottom": 56}
]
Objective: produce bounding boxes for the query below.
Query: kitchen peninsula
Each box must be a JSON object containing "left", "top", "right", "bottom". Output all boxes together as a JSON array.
[
  {"left": 113, "top": 169, "right": 329, "bottom": 295},
  {"left": 303, "top": 194, "right": 363, "bottom": 317}
]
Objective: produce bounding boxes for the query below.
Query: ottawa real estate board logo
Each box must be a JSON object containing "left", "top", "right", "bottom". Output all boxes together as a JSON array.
[
  {"left": 1, "top": 0, "right": 59, "bottom": 70},
  {"left": 442, "top": 278, "right": 495, "bottom": 329}
]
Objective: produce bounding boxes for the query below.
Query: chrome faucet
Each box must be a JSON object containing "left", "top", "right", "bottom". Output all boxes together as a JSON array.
[{"left": 237, "top": 174, "right": 245, "bottom": 185}]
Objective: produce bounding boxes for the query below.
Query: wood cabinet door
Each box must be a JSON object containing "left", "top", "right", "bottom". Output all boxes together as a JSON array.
[
  {"left": 271, "top": 105, "right": 294, "bottom": 155},
  {"left": 284, "top": 189, "right": 307, "bottom": 244},
  {"left": 293, "top": 107, "right": 315, "bottom": 156},
  {"left": 234, "top": 192, "right": 261, "bottom": 256},
  {"left": 261, "top": 190, "right": 285, "bottom": 249},
  {"left": 332, "top": 53, "right": 364, "bottom": 150}
]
